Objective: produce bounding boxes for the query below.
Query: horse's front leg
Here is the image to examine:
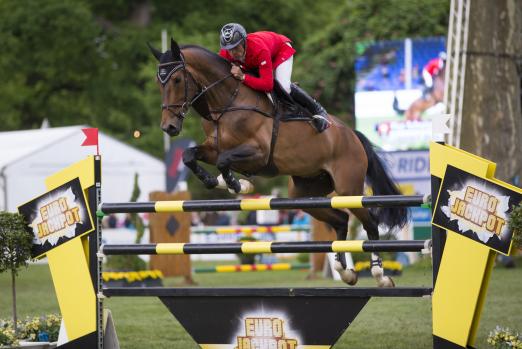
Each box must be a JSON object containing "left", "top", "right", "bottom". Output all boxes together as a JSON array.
[
  {"left": 182, "top": 145, "right": 219, "bottom": 189},
  {"left": 216, "top": 145, "right": 262, "bottom": 194}
]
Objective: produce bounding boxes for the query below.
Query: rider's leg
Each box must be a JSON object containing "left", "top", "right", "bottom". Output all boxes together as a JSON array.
[
  {"left": 274, "top": 55, "right": 293, "bottom": 94},
  {"left": 290, "top": 83, "right": 330, "bottom": 132},
  {"left": 290, "top": 83, "right": 327, "bottom": 118}
]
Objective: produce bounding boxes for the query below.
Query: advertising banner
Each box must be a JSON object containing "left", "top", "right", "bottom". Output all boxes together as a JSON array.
[
  {"left": 432, "top": 165, "right": 521, "bottom": 255},
  {"left": 18, "top": 177, "right": 94, "bottom": 259},
  {"left": 355, "top": 37, "right": 446, "bottom": 150}
]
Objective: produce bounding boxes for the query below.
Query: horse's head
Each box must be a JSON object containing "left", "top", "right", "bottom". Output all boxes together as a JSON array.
[{"left": 149, "top": 38, "right": 197, "bottom": 137}]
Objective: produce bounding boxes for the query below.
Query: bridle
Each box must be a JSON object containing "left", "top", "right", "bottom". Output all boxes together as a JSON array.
[{"left": 158, "top": 53, "right": 233, "bottom": 120}]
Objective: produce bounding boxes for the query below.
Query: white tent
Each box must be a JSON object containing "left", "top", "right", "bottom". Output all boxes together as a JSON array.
[{"left": 0, "top": 126, "right": 165, "bottom": 212}]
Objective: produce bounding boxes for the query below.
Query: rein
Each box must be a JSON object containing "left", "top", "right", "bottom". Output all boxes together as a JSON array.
[
  {"left": 158, "top": 54, "right": 275, "bottom": 122},
  {"left": 159, "top": 55, "right": 234, "bottom": 120}
]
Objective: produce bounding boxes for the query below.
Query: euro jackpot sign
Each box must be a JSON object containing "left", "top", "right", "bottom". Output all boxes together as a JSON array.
[
  {"left": 432, "top": 165, "right": 522, "bottom": 255},
  {"left": 18, "top": 177, "right": 94, "bottom": 259}
]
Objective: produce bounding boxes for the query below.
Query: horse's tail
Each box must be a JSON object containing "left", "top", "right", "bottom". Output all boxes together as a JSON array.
[
  {"left": 354, "top": 130, "right": 409, "bottom": 231},
  {"left": 392, "top": 93, "right": 405, "bottom": 115}
]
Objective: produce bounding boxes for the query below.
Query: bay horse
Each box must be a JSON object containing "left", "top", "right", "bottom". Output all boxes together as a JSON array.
[{"left": 149, "top": 39, "right": 408, "bottom": 287}]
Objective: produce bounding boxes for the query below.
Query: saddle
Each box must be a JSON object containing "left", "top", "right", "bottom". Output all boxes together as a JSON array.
[{"left": 269, "top": 81, "right": 315, "bottom": 122}]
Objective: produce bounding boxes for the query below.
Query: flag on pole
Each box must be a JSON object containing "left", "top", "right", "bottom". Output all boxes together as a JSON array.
[{"left": 81, "top": 128, "right": 99, "bottom": 155}]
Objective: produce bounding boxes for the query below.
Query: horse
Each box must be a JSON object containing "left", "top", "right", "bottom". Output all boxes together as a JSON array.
[
  {"left": 404, "top": 71, "right": 445, "bottom": 121},
  {"left": 149, "top": 38, "right": 409, "bottom": 287}
]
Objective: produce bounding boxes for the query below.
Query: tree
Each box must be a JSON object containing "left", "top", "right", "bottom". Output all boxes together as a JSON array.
[
  {"left": 0, "top": 0, "right": 102, "bottom": 130},
  {"left": 294, "top": 0, "right": 449, "bottom": 122},
  {"left": 459, "top": 0, "right": 522, "bottom": 183},
  {"left": 0, "top": 212, "right": 33, "bottom": 336}
]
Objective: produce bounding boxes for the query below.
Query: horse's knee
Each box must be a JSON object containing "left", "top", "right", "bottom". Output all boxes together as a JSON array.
[{"left": 182, "top": 148, "right": 197, "bottom": 165}]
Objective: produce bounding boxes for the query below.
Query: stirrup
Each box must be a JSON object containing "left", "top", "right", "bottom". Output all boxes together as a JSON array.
[{"left": 310, "top": 114, "right": 332, "bottom": 133}]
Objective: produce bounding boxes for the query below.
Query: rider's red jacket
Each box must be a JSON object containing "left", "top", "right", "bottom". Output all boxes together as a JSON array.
[
  {"left": 219, "top": 31, "right": 296, "bottom": 92},
  {"left": 424, "top": 58, "right": 443, "bottom": 77}
]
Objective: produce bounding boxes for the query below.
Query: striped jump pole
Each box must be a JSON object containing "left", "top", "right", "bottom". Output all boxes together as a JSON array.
[
  {"left": 191, "top": 224, "right": 311, "bottom": 235},
  {"left": 194, "top": 263, "right": 311, "bottom": 273},
  {"left": 101, "top": 239, "right": 431, "bottom": 255},
  {"left": 97, "top": 194, "right": 430, "bottom": 215}
]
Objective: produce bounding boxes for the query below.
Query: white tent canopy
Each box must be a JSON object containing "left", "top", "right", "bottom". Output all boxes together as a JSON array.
[{"left": 0, "top": 126, "right": 165, "bottom": 212}]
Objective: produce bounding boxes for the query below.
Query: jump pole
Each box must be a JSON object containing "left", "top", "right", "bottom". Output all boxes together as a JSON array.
[{"left": 17, "top": 142, "right": 521, "bottom": 349}]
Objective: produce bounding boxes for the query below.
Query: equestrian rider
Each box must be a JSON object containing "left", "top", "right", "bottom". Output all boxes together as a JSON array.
[
  {"left": 219, "top": 23, "right": 330, "bottom": 131},
  {"left": 422, "top": 51, "right": 446, "bottom": 93}
]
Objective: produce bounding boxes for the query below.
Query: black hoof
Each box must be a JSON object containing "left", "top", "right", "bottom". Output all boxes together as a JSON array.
[
  {"left": 230, "top": 180, "right": 241, "bottom": 193},
  {"left": 203, "top": 177, "right": 218, "bottom": 189}
]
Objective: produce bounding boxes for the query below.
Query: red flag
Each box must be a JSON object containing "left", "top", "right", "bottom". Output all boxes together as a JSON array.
[{"left": 81, "top": 128, "right": 99, "bottom": 154}]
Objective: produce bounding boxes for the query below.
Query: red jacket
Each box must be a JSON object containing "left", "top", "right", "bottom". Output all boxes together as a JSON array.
[
  {"left": 219, "top": 31, "right": 296, "bottom": 92},
  {"left": 424, "top": 58, "right": 443, "bottom": 77}
]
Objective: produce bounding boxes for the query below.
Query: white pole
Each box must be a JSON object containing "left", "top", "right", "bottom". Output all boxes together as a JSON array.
[{"left": 404, "top": 38, "right": 412, "bottom": 90}]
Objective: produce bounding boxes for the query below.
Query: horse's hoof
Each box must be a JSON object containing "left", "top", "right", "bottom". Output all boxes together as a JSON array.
[
  {"left": 377, "top": 276, "right": 395, "bottom": 288},
  {"left": 227, "top": 179, "right": 254, "bottom": 194},
  {"left": 204, "top": 177, "right": 219, "bottom": 189},
  {"left": 340, "top": 269, "right": 358, "bottom": 286},
  {"left": 334, "top": 262, "right": 358, "bottom": 286},
  {"left": 238, "top": 179, "right": 254, "bottom": 194}
]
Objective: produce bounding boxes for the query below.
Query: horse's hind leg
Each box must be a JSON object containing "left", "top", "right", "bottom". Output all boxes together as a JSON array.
[
  {"left": 330, "top": 157, "right": 395, "bottom": 287},
  {"left": 350, "top": 208, "right": 395, "bottom": 287},
  {"left": 289, "top": 175, "right": 358, "bottom": 285}
]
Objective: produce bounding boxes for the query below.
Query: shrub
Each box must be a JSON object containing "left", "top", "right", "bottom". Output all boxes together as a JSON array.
[{"left": 509, "top": 204, "right": 522, "bottom": 251}]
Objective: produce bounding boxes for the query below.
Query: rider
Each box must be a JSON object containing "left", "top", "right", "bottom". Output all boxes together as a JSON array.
[
  {"left": 218, "top": 23, "right": 330, "bottom": 132},
  {"left": 422, "top": 51, "right": 446, "bottom": 95}
]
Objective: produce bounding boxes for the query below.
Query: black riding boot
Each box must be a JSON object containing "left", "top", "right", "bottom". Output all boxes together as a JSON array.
[{"left": 290, "top": 83, "right": 331, "bottom": 132}]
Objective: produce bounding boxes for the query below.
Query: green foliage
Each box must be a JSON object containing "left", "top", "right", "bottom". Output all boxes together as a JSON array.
[
  {"left": 0, "top": 0, "right": 450, "bottom": 197},
  {"left": 296, "top": 253, "right": 309, "bottom": 264},
  {"left": 508, "top": 204, "right": 522, "bottom": 251},
  {"left": 105, "top": 255, "right": 147, "bottom": 272},
  {"left": 295, "top": 0, "right": 449, "bottom": 120},
  {"left": 0, "top": 212, "right": 33, "bottom": 276}
]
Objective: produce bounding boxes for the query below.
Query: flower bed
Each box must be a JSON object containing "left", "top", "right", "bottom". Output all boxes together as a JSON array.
[
  {"left": 102, "top": 269, "right": 164, "bottom": 287},
  {"left": 0, "top": 315, "right": 60, "bottom": 348}
]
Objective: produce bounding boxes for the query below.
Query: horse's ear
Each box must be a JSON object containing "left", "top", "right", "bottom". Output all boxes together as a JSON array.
[
  {"left": 170, "top": 38, "right": 181, "bottom": 59},
  {"left": 147, "top": 42, "right": 162, "bottom": 61}
]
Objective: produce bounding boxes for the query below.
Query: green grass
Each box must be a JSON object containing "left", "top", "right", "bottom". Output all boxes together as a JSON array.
[{"left": 1, "top": 257, "right": 521, "bottom": 349}]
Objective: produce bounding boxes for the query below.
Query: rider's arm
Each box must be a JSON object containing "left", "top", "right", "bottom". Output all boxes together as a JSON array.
[{"left": 243, "top": 50, "right": 274, "bottom": 92}]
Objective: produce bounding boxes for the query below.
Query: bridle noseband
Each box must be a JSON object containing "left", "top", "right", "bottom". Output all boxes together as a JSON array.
[{"left": 158, "top": 53, "right": 232, "bottom": 120}]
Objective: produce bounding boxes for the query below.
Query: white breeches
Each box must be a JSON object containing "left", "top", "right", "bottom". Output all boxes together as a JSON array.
[
  {"left": 422, "top": 69, "right": 433, "bottom": 88},
  {"left": 275, "top": 55, "right": 293, "bottom": 94}
]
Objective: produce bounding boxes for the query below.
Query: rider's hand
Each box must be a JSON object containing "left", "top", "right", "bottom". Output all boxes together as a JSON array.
[{"left": 231, "top": 65, "right": 245, "bottom": 81}]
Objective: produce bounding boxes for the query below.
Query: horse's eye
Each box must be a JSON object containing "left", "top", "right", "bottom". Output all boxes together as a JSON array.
[{"left": 174, "top": 76, "right": 181, "bottom": 84}]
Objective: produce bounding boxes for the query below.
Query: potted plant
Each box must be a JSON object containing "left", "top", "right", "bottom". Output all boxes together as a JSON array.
[{"left": 0, "top": 212, "right": 33, "bottom": 340}]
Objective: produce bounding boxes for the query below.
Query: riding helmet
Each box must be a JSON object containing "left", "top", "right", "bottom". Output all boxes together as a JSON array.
[{"left": 220, "top": 23, "right": 247, "bottom": 50}]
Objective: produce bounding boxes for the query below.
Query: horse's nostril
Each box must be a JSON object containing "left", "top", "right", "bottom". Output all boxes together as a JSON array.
[{"left": 162, "top": 125, "right": 179, "bottom": 136}]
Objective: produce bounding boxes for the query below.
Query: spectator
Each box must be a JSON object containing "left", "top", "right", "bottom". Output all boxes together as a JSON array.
[
  {"left": 292, "top": 210, "right": 310, "bottom": 226},
  {"left": 216, "top": 213, "right": 231, "bottom": 226},
  {"left": 107, "top": 214, "right": 117, "bottom": 228}
]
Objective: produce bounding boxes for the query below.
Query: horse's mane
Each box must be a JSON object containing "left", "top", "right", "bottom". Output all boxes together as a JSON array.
[{"left": 180, "top": 44, "right": 231, "bottom": 75}]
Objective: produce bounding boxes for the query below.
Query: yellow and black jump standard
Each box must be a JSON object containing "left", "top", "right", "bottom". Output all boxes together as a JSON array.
[{"left": 18, "top": 142, "right": 521, "bottom": 349}]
